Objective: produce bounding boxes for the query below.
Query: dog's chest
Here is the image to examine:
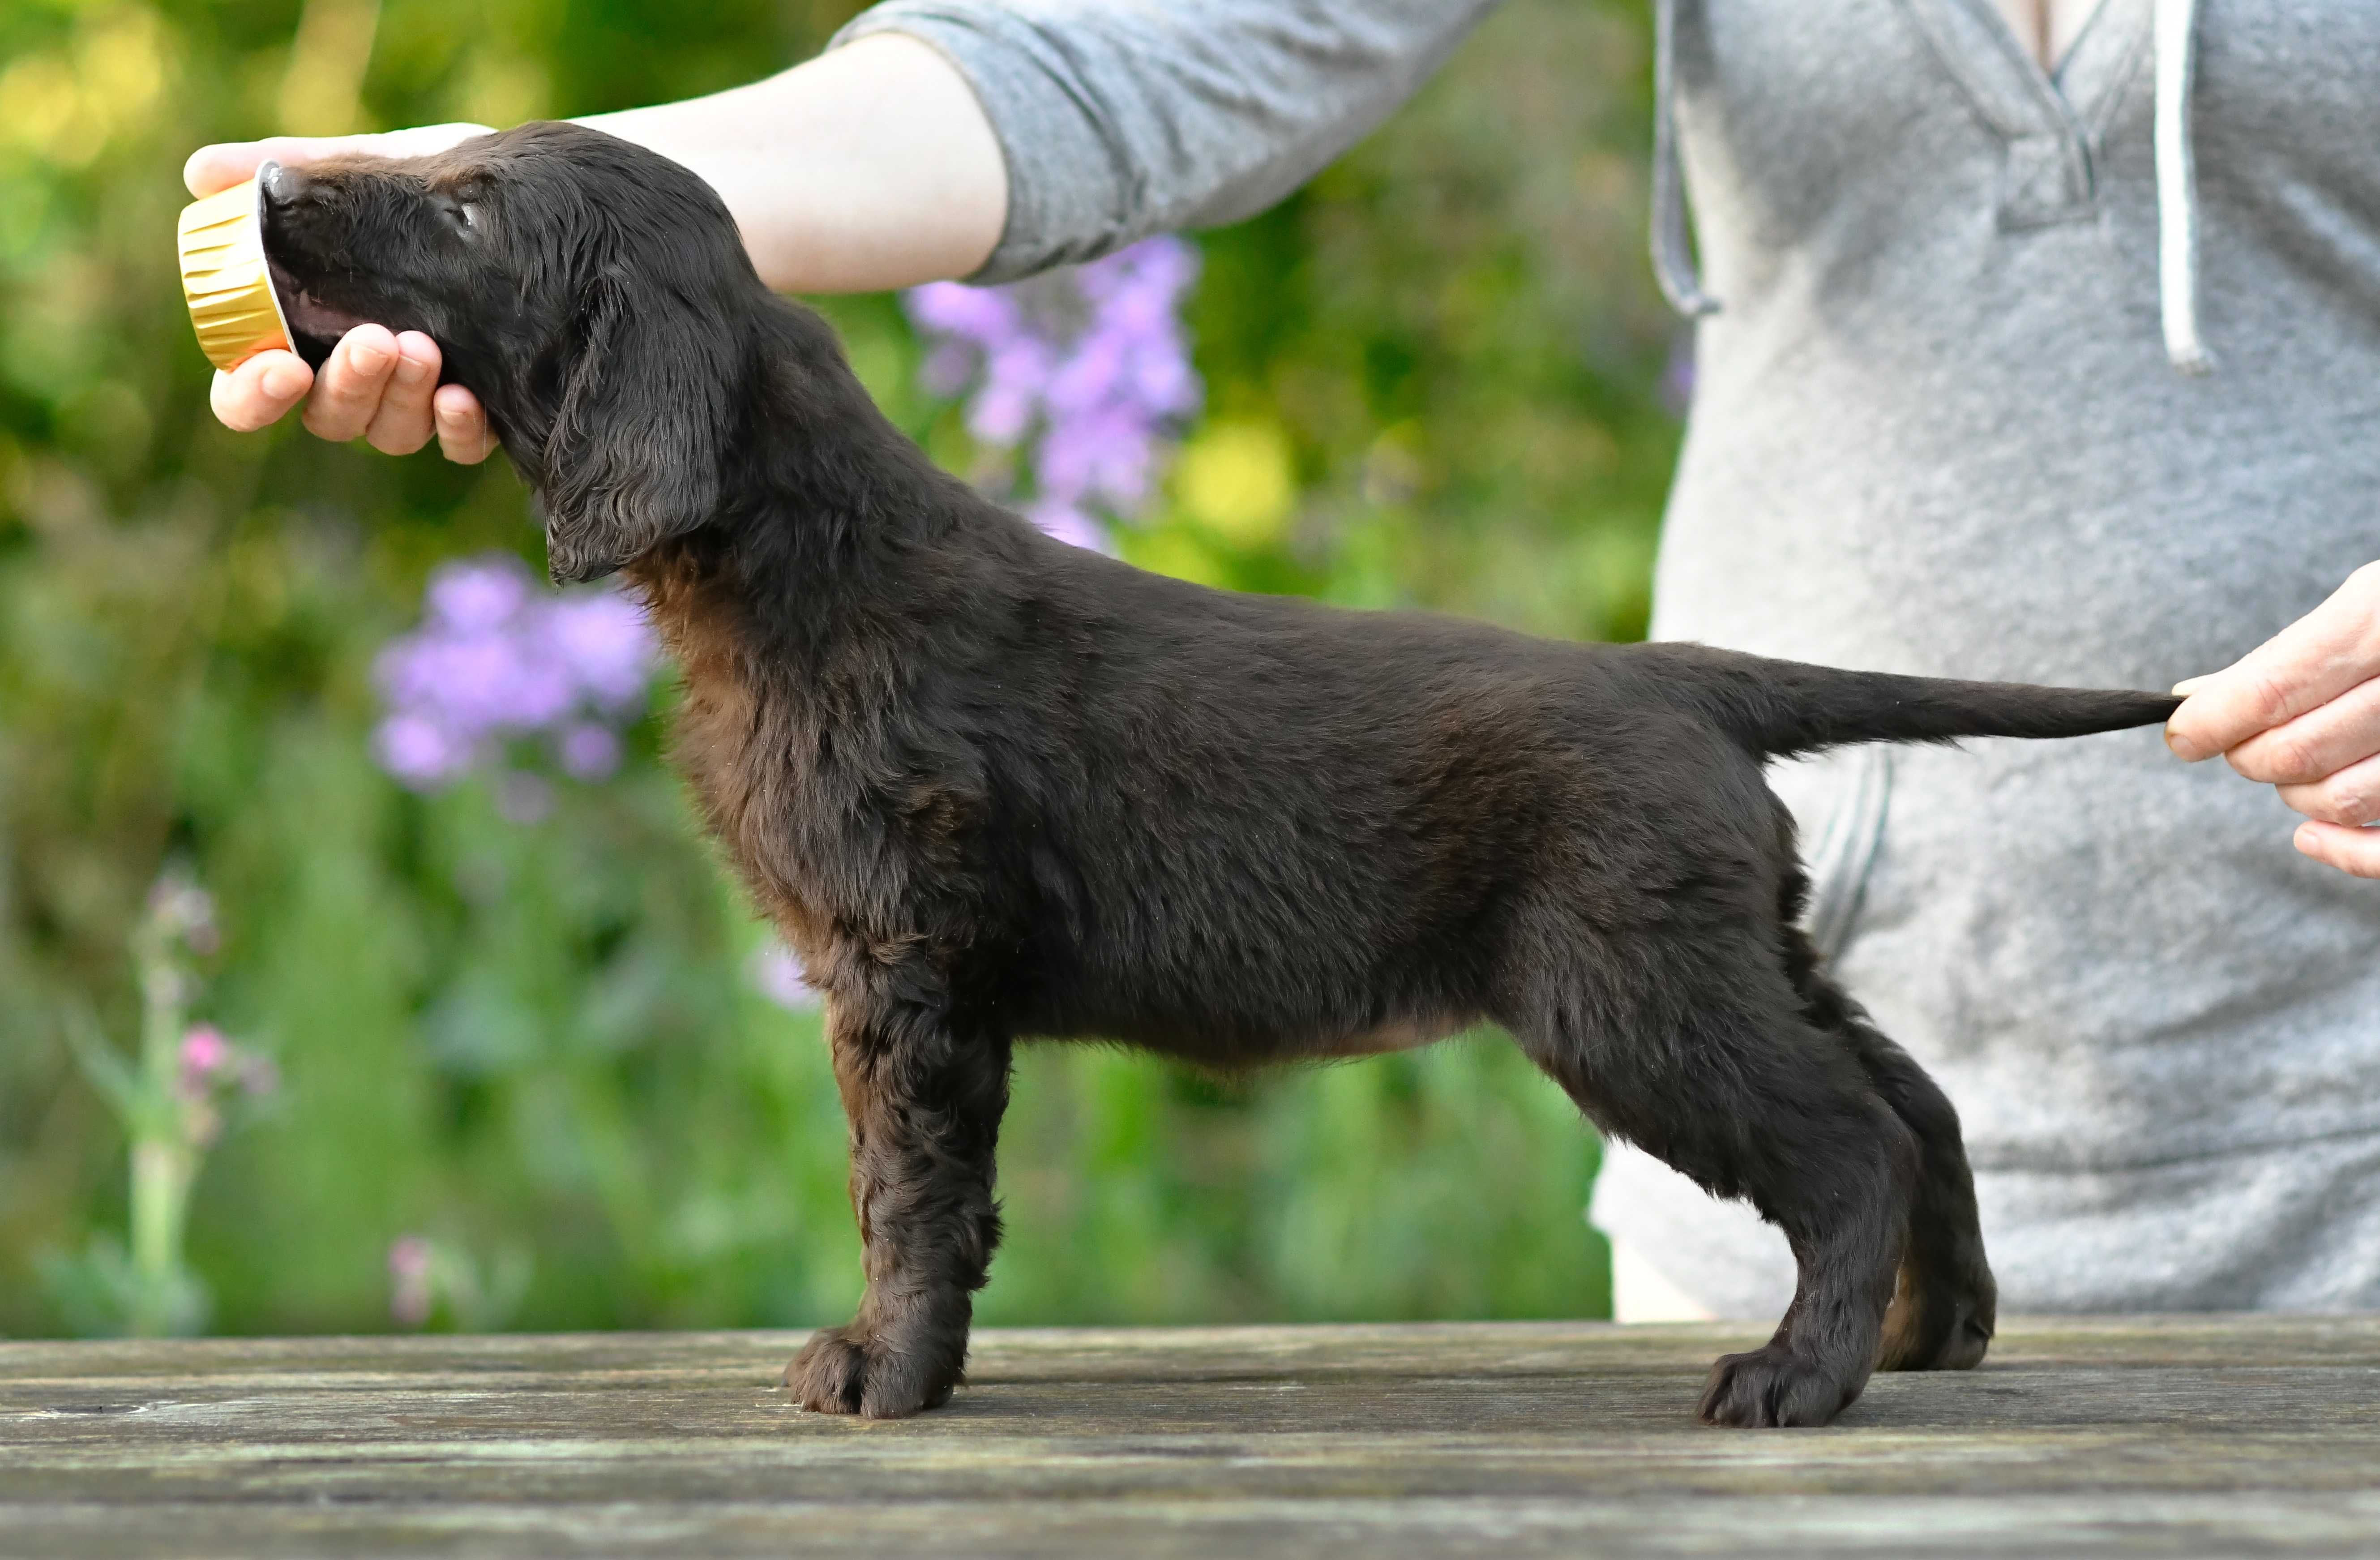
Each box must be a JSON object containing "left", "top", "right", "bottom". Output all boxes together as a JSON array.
[
  {"left": 628, "top": 566, "right": 818, "bottom": 913},
  {"left": 628, "top": 561, "right": 970, "bottom": 960}
]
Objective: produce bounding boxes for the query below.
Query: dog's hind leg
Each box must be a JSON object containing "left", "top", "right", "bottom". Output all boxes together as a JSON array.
[
  {"left": 783, "top": 988, "right": 1011, "bottom": 1418},
  {"left": 1511, "top": 932, "right": 1915, "bottom": 1427},
  {"left": 1778, "top": 913, "right": 1995, "bottom": 1372}
]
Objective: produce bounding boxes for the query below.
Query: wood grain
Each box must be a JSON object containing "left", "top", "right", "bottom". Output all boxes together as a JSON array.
[{"left": 5, "top": 1317, "right": 2379, "bottom": 1556}]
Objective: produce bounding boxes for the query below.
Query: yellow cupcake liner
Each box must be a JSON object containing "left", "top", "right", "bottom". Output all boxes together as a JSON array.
[{"left": 176, "top": 169, "right": 295, "bottom": 373}]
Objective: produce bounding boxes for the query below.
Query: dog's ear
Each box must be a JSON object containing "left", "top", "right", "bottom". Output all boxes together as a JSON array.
[{"left": 539, "top": 268, "right": 735, "bottom": 583}]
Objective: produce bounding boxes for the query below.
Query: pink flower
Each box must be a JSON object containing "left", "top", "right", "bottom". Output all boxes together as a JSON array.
[
  {"left": 178, "top": 1026, "right": 228, "bottom": 1092},
  {"left": 389, "top": 1237, "right": 436, "bottom": 1328}
]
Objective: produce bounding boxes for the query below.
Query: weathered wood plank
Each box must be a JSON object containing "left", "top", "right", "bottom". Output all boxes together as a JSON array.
[{"left": 4, "top": 1318, "right": 2379, "bottom": 1557}]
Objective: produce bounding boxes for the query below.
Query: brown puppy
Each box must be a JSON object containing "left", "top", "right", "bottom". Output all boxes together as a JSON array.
[{"left": 256, "top": 122, "right": 2179, "bottom": 1427}]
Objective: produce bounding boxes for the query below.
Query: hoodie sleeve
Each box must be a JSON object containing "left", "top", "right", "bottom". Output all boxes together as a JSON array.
[{"left": 830, "top": 0, "right": 1504, "bottom": 282}]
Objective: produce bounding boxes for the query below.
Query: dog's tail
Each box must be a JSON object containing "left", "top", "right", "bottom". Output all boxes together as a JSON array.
[{"left": 1642, "top": 644, "right": 2182, "bottom": 760}]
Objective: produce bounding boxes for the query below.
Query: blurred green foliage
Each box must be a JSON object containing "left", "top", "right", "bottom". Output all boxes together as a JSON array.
[{"left": 0, "top": 0, "right": 1678, "bottom": 1336}]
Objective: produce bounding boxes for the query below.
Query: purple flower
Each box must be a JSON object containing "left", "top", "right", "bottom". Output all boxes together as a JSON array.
[
  {"left": 749, "top": 943, "right": 822, "bottom": 1011},
  {"left": 554, "top": 723, "right": 622, "bottom": 781},
  {"left": 904, "top": 236, "right": 1202, "bottom": 550},
  {"left": 425, "top": 564, "right": 529, "bottom": 634},
  {"left": 1024, "top": 500, "right": 1111, "bottom": 553},
  {"left": 545, "top": 594, "right": 656, "bottom": 711},
  {"left": 373, "top": 712, "right": 471, "bottom": 789},
  {"left": 370, "top": 555, "right": 660, "bottom": 798},
  {"left": 920, "top": 342, "right": 976, "bottom": 398},
  {"left": 904, "top": 281, "right": 1017, "bottom": 339}
]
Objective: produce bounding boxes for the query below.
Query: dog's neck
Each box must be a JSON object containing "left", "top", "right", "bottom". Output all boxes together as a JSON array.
[{"left": 625, "top": 296, "right": 1014, "bottom": 683}]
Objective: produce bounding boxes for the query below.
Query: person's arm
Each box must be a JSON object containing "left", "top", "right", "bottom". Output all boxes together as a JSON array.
[
  {"left": 2166, "top": 565, "right": 2380, "bottom": 877},
  {"left": 187, "top": 33, "right": 1007, "bottom": 459},
  {"left": 190, "top": 0, "right": 1498, "bottom": 457}
]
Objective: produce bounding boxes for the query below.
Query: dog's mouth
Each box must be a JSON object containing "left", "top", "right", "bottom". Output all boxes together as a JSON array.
[{"left": 266, "top": 256, "right": 374, "bottom": 364}]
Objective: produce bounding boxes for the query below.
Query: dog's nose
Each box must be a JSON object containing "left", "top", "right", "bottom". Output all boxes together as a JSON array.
[{"left": 257, "top": 160, "right": 299, "bottom": 207}]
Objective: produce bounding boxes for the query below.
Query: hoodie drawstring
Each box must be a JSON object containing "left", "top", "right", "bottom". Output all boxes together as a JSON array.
[
  {"left": 1654, "top": 0, "right": 2210, "bottom": 372},
  {"left": 2154, "top": 0, "right": 2212, "bottom": 372},
  {"left": 1650, "top": 0, "right": 1719, "bottom": 317}
]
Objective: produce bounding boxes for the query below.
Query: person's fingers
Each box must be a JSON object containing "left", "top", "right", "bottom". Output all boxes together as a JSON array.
[
  {"left": 300, "top": 325, "right": 402, "bottom": 443},
  {"left": 209, "top": 330, "right": 480, "bottom": 460},
  {"left": 185, "top": 135, "right": 374, "bottom": 197},
  {"left": 2222, "top": 673, "right": 2380, "bottom": 785},
  {"left": 364, "top": 333, "right": 443, "bottom": 455},
  {"left": 208, "top": 351, "right": 314, "bottom": 431},
  {"left": 2277, "top": 749, "right": 2380, "bottom": 827},
  {"left": 2170, "top": 675, "right": 2208, "bottom": 697},
  {"left": 433, "top": 383, "right": 495, "bottom": 465},
  {"left": 2166, "top": 564, "right": 2380, "bottom": 761},
  {"left": 2293, "top": 819, "right": 2380, "bottom": 879},
  {"left": 184, "top": 124, "right": 496, "bottom": 198}
]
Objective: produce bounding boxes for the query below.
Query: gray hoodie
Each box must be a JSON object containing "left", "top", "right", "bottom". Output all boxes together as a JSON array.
[{"left": 836, "top": 0, "right": 2380, "bottom": 1313}]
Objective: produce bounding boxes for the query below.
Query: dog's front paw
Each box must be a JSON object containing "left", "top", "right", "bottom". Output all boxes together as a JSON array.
[
  {"left": 783, "top": 1323, "right": 958, "bottom": 1418},
  {"left": 1697, "top": 1344, "right": 1863, "bottom": 1428}
]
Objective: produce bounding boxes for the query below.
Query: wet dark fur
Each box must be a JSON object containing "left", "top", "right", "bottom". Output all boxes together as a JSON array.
[{"left": 258, "top": 123, "right": 2181, "bottom": 1427}]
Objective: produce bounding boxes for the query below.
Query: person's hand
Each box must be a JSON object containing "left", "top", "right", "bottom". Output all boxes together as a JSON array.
[
  {"left": 185, "top": 125, "right": 497, "bottom": 462},
  {"left": 2166, "top": 564, "right": 2380, "bottom": 877}
]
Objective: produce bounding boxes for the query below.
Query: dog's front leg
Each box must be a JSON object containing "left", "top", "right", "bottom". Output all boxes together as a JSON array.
[{"left": 784, "top": 990, "right": 1011, "bottom": 1417}]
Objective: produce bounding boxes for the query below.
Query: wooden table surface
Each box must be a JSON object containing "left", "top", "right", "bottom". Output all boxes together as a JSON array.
[{"left": 5, "top": 1316, "right": 2380, "bottom": 1557}]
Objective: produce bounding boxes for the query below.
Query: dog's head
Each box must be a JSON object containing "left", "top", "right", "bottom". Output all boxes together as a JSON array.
[{"left": 261, "top": 121, "right": 755, "bottom": 582}]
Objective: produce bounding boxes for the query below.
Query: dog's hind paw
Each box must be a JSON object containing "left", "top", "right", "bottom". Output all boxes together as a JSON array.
[
  {"left": 1877, "top": 1260, "right": 1996, "bottom": 1373},
  {"left": 783, "top": 1324, "right": 957, "bottom": 1418},
  {"left": 1697, "top": 1345, "right": 1864, "bottom": 1428},
  {"left": 1877, "top": 1289, "right": 1993, "bottom": 1373}
]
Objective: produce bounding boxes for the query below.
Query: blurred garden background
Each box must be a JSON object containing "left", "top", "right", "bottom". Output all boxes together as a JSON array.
[{"left": 0, "top": 0, "right": 1682, "bottom": 1337}]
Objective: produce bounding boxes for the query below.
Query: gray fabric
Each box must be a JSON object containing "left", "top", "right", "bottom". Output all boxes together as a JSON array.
[
  {"left": 833, "top": 0, "right": 2380, "bottom": 1313},
  {"left": 1650, "top": 0, "right": 1721, "bottom": 315},
  {"left": 2152, "top": 0, "right": 2214, "bottom": 369},
  {"left": 832, "top": 0, "right": 1498, "bottom": 282}
]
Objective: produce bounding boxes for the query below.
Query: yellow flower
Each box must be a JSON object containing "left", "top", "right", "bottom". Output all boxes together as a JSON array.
[{"left": 1175, "top": 420, "right": 1297, "bottom": 548}]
